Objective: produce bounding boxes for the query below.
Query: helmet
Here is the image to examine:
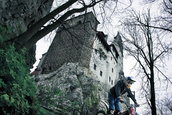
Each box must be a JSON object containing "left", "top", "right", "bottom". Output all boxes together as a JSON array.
[{"left": 126, "top": 77, "right": 136, "bottom": 84}]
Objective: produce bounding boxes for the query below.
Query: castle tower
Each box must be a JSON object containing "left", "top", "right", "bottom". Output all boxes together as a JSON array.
[
  {"left": 89, "top": 31, "right": 123, "bottom": 86},
  {"left": 112, "top": 32, "right": 123, "bottom": 57},
  {"left": 111, "top": 32, "right": 123, "bottom": 79},
  {"left": 40, "top": 12, "right": 100, "bottom": 73}
]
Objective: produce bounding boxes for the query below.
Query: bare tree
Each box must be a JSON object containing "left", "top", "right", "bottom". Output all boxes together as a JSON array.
[
  {"left": 121, "top": 10, "right": 172, "bottom": 115},
  {"left": 160, "top": 0, "right": 172, "bottom": 31},
  {"left": 164, "top": 97, "right": 172, "bottom": 113},
  {"left": 156, "top": 94, "right": 172, "bottom": 114},
  {"left": 137, "top": 0, "right": 172, "bottom": 33}
]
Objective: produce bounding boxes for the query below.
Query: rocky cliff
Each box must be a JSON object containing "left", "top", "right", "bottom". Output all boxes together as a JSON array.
[
  {"left": 0, "top": 0, "right": 53, "bottom": 67},
  {"left": 34, "top": 63, "right": 108, "bottom": 115},
  {"left": 0, "top": 0, "right": 53, "bottom": 36}
]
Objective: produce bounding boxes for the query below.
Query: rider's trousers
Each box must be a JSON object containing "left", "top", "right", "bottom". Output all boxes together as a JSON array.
[{"left": 108, "top": 92, "right": 120, "bottom": 112}]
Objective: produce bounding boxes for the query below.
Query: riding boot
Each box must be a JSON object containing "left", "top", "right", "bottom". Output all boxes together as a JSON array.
[
  {"left": 113, "top": 110, "right": 120, "bottom": 115},
  {"left": 107, "top": 109, "right": 114, "bottom": 114}
]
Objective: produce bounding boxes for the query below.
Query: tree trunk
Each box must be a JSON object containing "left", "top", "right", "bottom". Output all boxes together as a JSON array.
[
  {"left": 11, "top": 0, "right": 100, "bottom": 50},
  {"left": 11, "top": 0, "right": 78, "bottom": 48},
  {"left": 150, "top": 67, "right": 157, "bottom": 115},
  {"left": 23, "top": 7, "right": 89, "bottom": 49}
]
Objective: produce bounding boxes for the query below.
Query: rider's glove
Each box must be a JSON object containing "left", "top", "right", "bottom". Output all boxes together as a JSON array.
[{"left": 118, "top": 96, "right": 124, "bottom": 103}]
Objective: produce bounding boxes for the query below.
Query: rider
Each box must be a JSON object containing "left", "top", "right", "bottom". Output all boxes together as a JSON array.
[{"left": 107, "top": 77, "right": 139, "bottom": 115}]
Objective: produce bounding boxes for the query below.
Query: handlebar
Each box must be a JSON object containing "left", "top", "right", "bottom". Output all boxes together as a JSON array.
[{"left": 120, "top": 100, "right": 140, "bottom": 108}]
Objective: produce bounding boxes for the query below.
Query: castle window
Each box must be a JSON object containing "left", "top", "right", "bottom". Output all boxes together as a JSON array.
[
  {"left": 111, "top": 57, "right": 112, "bottom": 60},
  {"left": 78, "top": 20, "right": 82, "bottom": 24},
  {"left": 94, "top": 64, "right": 97, "bottom": 70},
  {"left": 94, "top": 49, "right": 97, "bottom": 54},
  {"left": 100, "top": 71, "right": 102, "bottom": 76},
  {"left": 112, "top": 68, "right": 114, "bottom": 73},
  {"left": 42, "top": 67, "right": 46, "bottom": 72},
  {"left": 49, "top": 66, "right": 52, "bottom": 70},
  {"left": 111, "top": 80, "right": 113, "bottom": 85},
  {"left": 100, "top": 55, "right": 102, "bottom": 60},
  {"left": 109, "top": 77, "right": 111, "bottom": 82}
]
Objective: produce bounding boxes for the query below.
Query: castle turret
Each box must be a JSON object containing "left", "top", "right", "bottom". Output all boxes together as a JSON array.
[
  {"left": 112, "top": 32, "right": 123, "bottom": 57},
  {"left": 111, "top": 32, "right": 123, "bottom": 79}
]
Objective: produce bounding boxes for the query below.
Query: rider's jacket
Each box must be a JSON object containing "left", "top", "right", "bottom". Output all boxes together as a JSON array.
[{"left": 109, "top": 80, "right": 136, "bottom": 103}]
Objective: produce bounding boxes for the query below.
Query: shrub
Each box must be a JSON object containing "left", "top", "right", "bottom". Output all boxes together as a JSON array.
[{"left": 0, "top": 46, "right": 39, "bottom": 114}]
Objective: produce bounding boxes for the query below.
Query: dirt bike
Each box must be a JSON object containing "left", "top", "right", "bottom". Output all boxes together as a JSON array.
[{"left": 96, "top": 100, "right": 139, "bottom": 115}]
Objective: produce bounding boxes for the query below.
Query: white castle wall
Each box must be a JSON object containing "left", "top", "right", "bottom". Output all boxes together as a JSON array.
[{"left": 89, "top": 35, "right": 122, "bottom": 87}]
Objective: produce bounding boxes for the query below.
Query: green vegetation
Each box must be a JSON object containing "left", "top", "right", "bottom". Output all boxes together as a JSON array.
[
  {"left": 0, "top": 24, "right": 25, "bottom": 44},
  {"left": 0, "top": 45, "right": 51, "bottom": 115},
  {"left": 0, "top": 25, "right": 12, "bottom": 43},
  {"left": 0, "top": 46, "right": 35, "bottom": 114}
]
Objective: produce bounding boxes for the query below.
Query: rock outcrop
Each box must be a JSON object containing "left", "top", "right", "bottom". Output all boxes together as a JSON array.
[
  {"left": 0, "top": 0, "right": 53, "bottom": 36},
  {"left": 0, "top": 0, "right": 54, "bottom": 67},
  {"left": 35, "top": 63, "right": 108, "bottom": 115}
]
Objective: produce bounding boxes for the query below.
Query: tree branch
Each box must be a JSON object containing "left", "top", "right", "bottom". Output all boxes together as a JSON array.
[
  {"left": 23, "top": 0, "right": 102, "bottom": 49},
  {"left": 154, "top": 65, "right": 172, "bottom": 84},
  {"left": 10, "top": 0, "right": 78, "bottom": 45}
]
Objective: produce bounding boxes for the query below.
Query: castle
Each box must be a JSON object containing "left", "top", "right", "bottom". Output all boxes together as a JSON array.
[{"left": 37, "top": 12, "right": 123, "bottom": 86}]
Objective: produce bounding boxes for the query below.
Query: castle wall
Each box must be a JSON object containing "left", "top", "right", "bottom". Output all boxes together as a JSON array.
[
  {"left": 41, "top": 12, "right": 98, "bottom": 73},
  {"left": 89, "top": 36, "right": 109, "bottom": 84},
  {"left": 89, "top": 35, "right": 122, "bottom": 87},
  {"left": 111, "top": 33, "right": 124, "bottom": 79}
]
